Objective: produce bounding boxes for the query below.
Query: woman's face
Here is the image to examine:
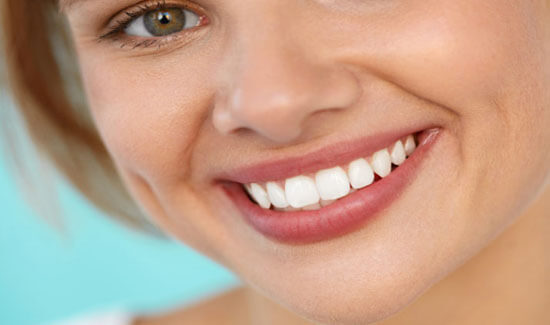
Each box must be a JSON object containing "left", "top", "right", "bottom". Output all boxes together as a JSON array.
[{"left": 66, "top": 0, "right": 550, "bottom": 323}]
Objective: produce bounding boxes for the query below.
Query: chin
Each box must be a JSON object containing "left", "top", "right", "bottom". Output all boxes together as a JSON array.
[{"left": 267, "top": 267, "right": 435, "bottom": 325}]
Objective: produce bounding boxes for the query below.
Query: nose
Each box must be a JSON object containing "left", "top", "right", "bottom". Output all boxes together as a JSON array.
[{"left": 212, "top": 15, "right": 362, "bottom": 143}]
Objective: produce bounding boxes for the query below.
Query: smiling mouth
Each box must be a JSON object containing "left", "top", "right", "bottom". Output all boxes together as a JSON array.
[
  {"left": 243, "top": 134, "right": 418, "bottom": 212},
  {"left": 221, "top": 127, "right": 442, "bottom": 244}
]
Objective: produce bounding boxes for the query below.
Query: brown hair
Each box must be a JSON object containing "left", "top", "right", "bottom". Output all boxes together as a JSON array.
[{"left": 1, "top": 0, "right": 160, "bottom": 235}]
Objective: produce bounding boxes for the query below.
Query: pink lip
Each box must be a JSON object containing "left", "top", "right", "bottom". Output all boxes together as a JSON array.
[{"left": 221, "top": 128, "right": 442, "bottom": 244}]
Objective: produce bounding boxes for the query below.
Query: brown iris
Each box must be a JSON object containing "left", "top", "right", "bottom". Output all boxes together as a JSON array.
[{"left": 144, "top": 8, "right": 186, "bottom": 36}]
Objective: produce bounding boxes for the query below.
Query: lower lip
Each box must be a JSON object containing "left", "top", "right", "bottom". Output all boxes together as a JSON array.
[{"left": 222, "top": 129, "right": 441, "bottom": 245}]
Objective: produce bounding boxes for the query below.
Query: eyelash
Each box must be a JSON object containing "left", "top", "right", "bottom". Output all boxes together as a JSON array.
[{"left": 98, "top": 0, "right": 209, "bottom": 50}]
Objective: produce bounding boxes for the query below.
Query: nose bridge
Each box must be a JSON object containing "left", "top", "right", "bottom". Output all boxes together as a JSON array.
[
  {"left": 230, "top": 0, "right": 306, "bottom": 84},
  {"left": 213, "top": 2, "right": 360, "bottom": 143},
  {"left": 234, "top": 33, "right": 321, "bottom": 119}
]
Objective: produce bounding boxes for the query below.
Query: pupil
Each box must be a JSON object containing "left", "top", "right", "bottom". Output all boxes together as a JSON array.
[{"left": 157, "top": 12, "right": 172, "bottom": 25}]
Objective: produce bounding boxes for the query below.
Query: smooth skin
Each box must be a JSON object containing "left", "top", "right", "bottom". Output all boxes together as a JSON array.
[{"left": 64, "top": 0, "right": 550, "bottom": 324}]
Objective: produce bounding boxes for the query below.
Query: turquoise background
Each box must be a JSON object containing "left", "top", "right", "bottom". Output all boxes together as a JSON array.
[{"left": 0, "top": 97, "right": 238, "bottom": 325}]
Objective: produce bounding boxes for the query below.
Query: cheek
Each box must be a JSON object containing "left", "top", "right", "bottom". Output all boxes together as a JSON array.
[
  {"left": 326, "top": 0, "right": 550, "bottom": 251},
  {"left": 346, "top": 0, "right": 550, "bottom": 187},
  {"left": 78, "top": 54, "right": 215, "bottom": 184},
  {"left": 410, "top": 1, "right": 550, "bottom": 223},
  {"left": 361, "top": 0, "right": 544, "bottom": 110},
  {"left": 75, "top": 53, "right": 231, "bottom": 256}
]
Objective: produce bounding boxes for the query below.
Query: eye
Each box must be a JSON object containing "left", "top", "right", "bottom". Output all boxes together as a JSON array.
[{"left": 125, "top": 7, "right": 201, "bottom": 37}]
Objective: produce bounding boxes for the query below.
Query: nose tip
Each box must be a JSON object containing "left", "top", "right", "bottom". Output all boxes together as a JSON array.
[
  {"left": 213, "top": 86, "right": 307, "bottom": 142},
  {"left": 212, "top": 29, "right": 362, "bottom": 144},
  {"left": 212, "top": 111, "right": 303, "bottom": 143},
  {"left": 213, "top": 62, "right": 362, "bottom": 143}
]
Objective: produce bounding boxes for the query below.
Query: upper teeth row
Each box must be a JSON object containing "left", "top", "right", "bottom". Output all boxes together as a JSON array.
[{"left": 244, "top": 135, "right": 417, "bottom": 211}]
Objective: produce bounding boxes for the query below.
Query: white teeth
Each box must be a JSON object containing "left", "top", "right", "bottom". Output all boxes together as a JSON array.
[
  {"left": 266, "top": 182, "right": 289, "bottom": 209},
  {"left": 315, "top": 167, "right": 350, "bottom": 200},
  {"left": 244, "top": 133, "right": 419, "bottom": 210},
  {"left": 347, "top": 158, "right": 375, "bottom": 189},
  {"left": 285, "top": 176, "right": 320, "bottom": 209},
  {"left": 404, "top": 135, "right": 416, "bottom": 156},
  {"left": 390, "top": 140, "right": 406, "bottom": 166},
  {"left": 246, "top": 183, "right": 271, "bottom": 209},
  {"left": 370, "top": 149, "right": 392, "bottom": 178}
]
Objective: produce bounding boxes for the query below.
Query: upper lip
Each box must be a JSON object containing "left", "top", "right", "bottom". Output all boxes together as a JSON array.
[{"left": 216, "top": 124, "right": 436, "bottom": 184}]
